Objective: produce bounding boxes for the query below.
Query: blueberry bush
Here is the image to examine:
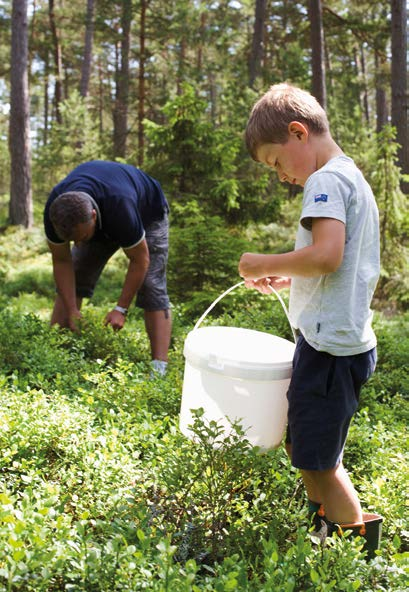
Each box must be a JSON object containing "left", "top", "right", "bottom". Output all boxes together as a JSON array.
[{"left": 0, "top": 226, "right": 408, "bottom": 591}]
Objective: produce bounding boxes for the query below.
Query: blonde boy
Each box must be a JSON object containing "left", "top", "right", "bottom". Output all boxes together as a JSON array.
[{"left": 239, "top": 83, "right": 382, "bottom": 557}]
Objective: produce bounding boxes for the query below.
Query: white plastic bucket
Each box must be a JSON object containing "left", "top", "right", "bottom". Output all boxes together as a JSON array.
[{"left": 179, "top": 282, "right": 296, "bottom": 450}]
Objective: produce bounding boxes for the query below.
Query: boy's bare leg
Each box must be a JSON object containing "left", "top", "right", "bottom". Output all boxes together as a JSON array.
[
  {"left": 51, "top": 295, "right": 83, "bottom": 328},
  {"left": 300, "top": 472, "right": 323, "bottom": 506},
  {"left": 286, "top": 442, "right": 324, "bottom": 511},
  {"left": 301, "top": 464, "right": 362, "bottom": 524},
  {"left": 144, "top": 309, "right": 172, "bottom": 361}
]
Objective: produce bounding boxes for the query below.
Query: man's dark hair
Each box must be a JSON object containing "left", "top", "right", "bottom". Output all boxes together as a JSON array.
[{"left": 49, "top": 192, "right": 94, "bottom": 241}]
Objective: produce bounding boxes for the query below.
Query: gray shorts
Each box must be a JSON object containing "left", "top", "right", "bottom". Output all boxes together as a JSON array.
[{"left": 72, "top": 214, "right": 170, "bottom": 311}]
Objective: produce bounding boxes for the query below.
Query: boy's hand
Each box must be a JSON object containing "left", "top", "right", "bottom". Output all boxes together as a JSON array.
[
  {"left": 244, "top": 276, "right": 291, "bottom": 294},
  {"left": 239, "top": 252, "right": 267, "bottom": 280}
]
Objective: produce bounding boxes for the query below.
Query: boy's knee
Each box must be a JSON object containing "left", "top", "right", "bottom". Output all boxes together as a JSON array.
[{"left": 301, "top": 467, "right": 337, "bottom": 485}]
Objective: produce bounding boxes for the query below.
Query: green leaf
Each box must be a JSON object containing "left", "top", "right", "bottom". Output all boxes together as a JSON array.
[
  {"left": 0, "top": 493, "right": 12, "bottom": 505},
  {"left": 310, "top": 569, "right": 320, "bottom": 583}
]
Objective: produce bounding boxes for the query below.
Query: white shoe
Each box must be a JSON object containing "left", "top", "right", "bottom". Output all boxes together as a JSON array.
[{"left": 150, "top": 359, "right": 168, "bottom": 377}]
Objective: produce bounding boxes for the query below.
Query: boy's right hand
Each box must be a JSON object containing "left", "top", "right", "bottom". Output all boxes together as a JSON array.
[{"left": 244, "top": 276, "right": 291, "bottom": 294}]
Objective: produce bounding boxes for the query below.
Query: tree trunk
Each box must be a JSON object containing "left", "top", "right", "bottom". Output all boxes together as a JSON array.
[
  {"left": 98, "top": 54, "right": 104, "bottom": 138},
  {"left": 391, "top": 0, "right": 408, "bottom": 186},
  {"left": 197, "top": 10, "right": 206, "bottom": 73},
  {"left": 308, "top": 0, "right": 326, "bottom": 109},
  {"left": 137, "top": 0, "right": 147, "bottom": 167},
  {"left": 43, "top": 48, "right": 49, "bottom": 146},
  {"left": 249, "top": 0, "right": 266, "bottom": 88},
  {"left": 209, "top": 69, "right": 217, "bottom": 123},
  {"left": 48, "top": 0, "right": 63, "bottom": 124},
  {"left": 80, "top": 0, "right": 96, "bottom": 98},
  {"left": 9, "top": 0, "right": 33, "bottom": 228},
  {"left": 176, "top": 37, "right": 186, "bottom": 95},
  {"left": 359, "top": 44, "right": 370, "bottom": 124},
  {"left": 28, "top": 0, "right": 36, "bottom": 78},
  {"left": 113, "top": 0, "right": 132, "bottom": 158},
  {"left": 375, "top": 50, "right": 389, "bottom": 133}
]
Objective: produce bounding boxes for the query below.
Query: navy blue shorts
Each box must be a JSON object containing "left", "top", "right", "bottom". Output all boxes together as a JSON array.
[{"left": 285, "top": 334, "right": 377, "bottom": 471}]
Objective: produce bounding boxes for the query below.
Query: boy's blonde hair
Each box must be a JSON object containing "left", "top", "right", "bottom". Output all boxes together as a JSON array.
[{"left": 245, "top": 83, "right": 330, "bottom": 160}]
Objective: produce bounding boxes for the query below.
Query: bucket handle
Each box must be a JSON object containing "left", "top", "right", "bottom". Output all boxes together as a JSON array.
[{"left": 193, "top": 280, "right": 297, "bottom": 343}]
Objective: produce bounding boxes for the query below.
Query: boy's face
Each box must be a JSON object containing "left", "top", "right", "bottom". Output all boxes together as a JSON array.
[{"left": 255, "top": 122, "right": 316, "bottom": 187}]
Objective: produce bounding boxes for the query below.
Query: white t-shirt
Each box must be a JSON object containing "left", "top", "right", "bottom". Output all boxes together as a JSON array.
[{"left": 289, "top": 155, "right": 380, "bottom": 356}]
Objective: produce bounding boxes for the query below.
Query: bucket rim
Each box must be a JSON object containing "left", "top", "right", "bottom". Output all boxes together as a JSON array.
[{"left": 184, "top": 326, "right": 295, "bottom": 381}]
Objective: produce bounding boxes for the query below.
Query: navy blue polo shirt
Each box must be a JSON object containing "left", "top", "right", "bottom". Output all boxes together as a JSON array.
[{"left": 44, "top": 161, "right": 169, "bottom": 248}]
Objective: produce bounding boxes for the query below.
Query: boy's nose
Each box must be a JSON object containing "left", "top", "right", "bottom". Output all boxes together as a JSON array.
[{"left": 275, "top": 164, "right": 287, "bottom": 183}]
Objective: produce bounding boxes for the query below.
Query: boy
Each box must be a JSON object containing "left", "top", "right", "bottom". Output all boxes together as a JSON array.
[{"left": 238, "top": 83, "right": 382, "bottom": 557}]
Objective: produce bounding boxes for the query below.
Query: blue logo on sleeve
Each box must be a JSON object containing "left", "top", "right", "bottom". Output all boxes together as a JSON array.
[{"left": 314, "top": 194, "right": 328, "bottom": 203}]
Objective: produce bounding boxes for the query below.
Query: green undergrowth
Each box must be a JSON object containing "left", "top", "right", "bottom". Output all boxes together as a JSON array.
[
  {"left": 0, "top": 225, "right": 408, "bottom": 590},
  {"left": 0, "top": 305, "right": 407, "bottom": 591}
]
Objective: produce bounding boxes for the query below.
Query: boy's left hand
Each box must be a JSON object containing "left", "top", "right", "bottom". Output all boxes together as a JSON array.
[{"left": 244, "top": 276, "right": 291, "bottom": 294}]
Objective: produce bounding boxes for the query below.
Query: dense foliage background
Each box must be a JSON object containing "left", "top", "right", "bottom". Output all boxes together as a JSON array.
[
  {"left": 1, "top": 0, "right": 408, "bottom": 307},
  {"left": 0, "top": 0, "right": 408, "bottom": 590}
]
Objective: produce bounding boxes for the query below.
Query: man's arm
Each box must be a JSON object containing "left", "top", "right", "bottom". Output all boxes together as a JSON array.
[
  {"left": 104, "top": 239, "right": 150, "bottom": 330},
  {"left": 239, "top": 218, "right": 345, "bottom": 280},
  {"left": 48, "top": 241, "right": 81, "bottom": 328}
]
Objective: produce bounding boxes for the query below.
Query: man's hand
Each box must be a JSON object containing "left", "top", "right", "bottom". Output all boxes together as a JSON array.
[
  {"left": 104, "top": 309, "right": 126, "bottom": 331},
  {"left": 68, "top": 310, "right": 82, "bottom": 332}
]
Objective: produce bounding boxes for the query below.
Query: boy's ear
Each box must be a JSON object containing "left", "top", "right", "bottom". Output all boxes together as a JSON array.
[{"left": 288, "top": 121, "right": 309, "bottom": 141}]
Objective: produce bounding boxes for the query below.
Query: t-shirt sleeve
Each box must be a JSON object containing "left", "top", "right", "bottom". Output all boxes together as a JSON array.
[
  {"left": 301, "top": 171, "right": 350, "bottom": 231},
  {"left": 104, "top": 196, "right": 145, "bottom": 248}
]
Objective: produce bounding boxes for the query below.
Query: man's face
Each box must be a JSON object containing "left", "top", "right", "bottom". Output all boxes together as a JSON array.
[{"left": 71, "top": 210, "right": 97, "bottom": 246}]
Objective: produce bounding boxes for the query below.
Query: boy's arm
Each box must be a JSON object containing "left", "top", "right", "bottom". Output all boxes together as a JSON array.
[{"left": 239, "top": 218, "right": 345, "bottom": 280}]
